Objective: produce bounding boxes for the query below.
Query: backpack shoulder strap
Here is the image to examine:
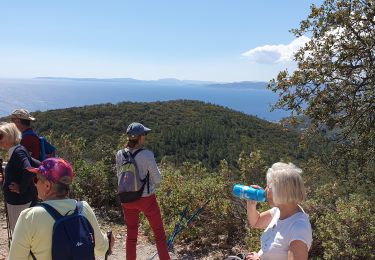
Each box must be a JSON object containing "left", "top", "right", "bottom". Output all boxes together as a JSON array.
[
  {"left": 74, "top": 201, "right": 94, "bottom": 233},
  {"left": 122, "top": 148, "right": 143, "bottom": 159},
  {"left": 76, "top": 201, "right": 83, "bottom": 214},
  {"left": 146, "top": 171, "right": 150, "bottom": 193},
  {"left": 39, "top": 137, "right": 46, "bottom": 161},
  {"left": 38, "top": 203, "right": 63, "bottom": 221},
  {"left": 131, "top": 148, "right": 144, "bottom": 158},
  {"left": 121, "top": 149, "right": 129, "bottom": 159},
  {"left": 22, "top": 129, "right": 38, "bottom": 138}
]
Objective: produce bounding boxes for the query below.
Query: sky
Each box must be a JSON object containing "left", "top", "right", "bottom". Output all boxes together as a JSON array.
[{"left": 0, "top": 0, "right": 323, "bottom": 82}]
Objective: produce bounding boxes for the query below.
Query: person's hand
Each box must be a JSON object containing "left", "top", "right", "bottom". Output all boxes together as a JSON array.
[
  {"left": 246, "top": 184, "right": 263, "bottom": 206},
  {"left": 0, "top": 174, "right": 3, "bottom": 185},
  {"left": 9, "top": 182, "right": 20, "bottom": 193},
  {"left": 245, "top": 252, "right": 260, "bottom": 260},
  {"left": 246, "top": 199, "right": 257, "bottom": 206}
]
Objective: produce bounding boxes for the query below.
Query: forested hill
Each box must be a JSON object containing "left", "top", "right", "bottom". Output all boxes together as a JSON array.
[{"left": 31, "top": 100, "right": 301, "bottom": 168}]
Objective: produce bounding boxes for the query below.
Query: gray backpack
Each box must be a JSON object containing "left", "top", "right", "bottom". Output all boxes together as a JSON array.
[{"left": 117, "top": 149, "right": 149, "bottom": 203}]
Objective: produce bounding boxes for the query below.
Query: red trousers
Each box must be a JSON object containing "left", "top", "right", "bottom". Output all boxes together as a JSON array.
[{"left": 122, "top": 194, "right": 170, "bottom": 260}]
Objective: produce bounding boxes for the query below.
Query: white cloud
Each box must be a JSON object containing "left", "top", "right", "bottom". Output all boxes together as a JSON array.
[{"left": 241, "top": 36, "right": 310, "bottom": 64}]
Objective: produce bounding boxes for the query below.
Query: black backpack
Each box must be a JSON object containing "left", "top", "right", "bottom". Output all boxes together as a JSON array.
[{"left": 31, "top": 201, "right": 95, "bottom": 260}]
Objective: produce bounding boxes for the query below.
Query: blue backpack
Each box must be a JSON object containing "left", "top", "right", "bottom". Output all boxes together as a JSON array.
[
  {"left": 31, "top": 201, "right": 95, "bottom": 260},
  {"left": 22, "top": 129, "right": 56, "bottom": 161}
]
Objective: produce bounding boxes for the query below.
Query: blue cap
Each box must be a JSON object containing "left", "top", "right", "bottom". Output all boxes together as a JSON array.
[{"left": 126, "top": 122, "right": 151, "bottom": 137}]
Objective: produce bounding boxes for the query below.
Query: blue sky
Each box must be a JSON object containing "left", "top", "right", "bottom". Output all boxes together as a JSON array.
[{"left": 0, "top": 0, "right": 322, "bottom": 82}]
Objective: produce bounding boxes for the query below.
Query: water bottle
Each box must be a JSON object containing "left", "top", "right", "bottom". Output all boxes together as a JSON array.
[{"left": 232, "top": 184, "right": 266, "bottom": 202}]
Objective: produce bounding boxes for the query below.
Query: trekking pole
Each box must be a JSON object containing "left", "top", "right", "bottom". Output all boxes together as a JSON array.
[
  {"left": 147, "top": 199, "right": 210, "bottom": 260},
  {"left": 168, "top": 198, "right": 210, "bottom": 249},
  {"left": 184, "top": 199, "right": 210, "bottom": 228},
  {"left": 167, "top": 206, "right": 188, "bottom": 250},
  {"left": 0, "top": 158, "right": 12, "bottom": 248},
  {"left": 105, "top": 230, "right": 113, "bottom": 260}
]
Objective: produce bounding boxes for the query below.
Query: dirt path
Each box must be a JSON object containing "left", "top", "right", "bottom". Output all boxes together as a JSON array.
[
  {"left": 0, "top": 206, "right": 9, "bottom": 260},
  {"left": 96, "top": 221, "right": 180, "bottom": 260}
]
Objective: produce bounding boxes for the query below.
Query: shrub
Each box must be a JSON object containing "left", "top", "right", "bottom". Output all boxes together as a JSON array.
[{"left": 315, "top": 194, "right": 375, "bottom": 259}]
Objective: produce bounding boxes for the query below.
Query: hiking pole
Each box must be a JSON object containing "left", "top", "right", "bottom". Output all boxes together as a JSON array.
[
  {"left": 147, "top": 199, "right": 210, "bottom": 260},
  {"left": 166, "top": 206, "right": 188, "bottom": 250},
  {"left": 167, "top": 198, "right": 210, "bottom": 250},
  {"left": 0, "top": 158, "right": 12, "bottom": 248},
  {"left": 184, "top": 199, "right": 210, "bottom": 227},
  {"left": 105, "top": 230, "right": 113, "bottom": 260}
]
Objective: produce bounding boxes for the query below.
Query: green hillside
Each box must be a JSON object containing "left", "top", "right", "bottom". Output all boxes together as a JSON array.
[
  {"left": 2, "top": 100, "right": 373, "bottom": 258},
  {"left": 31, "top": 100, "right": 301, "bottom": 168}
]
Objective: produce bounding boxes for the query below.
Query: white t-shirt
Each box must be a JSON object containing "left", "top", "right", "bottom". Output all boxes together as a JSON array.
[{"left": 258, "top": 206, "right": 312, "bottom": 260}]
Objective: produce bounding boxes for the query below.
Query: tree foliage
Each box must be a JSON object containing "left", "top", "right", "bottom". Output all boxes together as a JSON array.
[
  {"left": 269, "top": 0, "right": 375, "bottom": 162},
  {"left": 31, "top": 100, "right": 301, "bottom": 169}
]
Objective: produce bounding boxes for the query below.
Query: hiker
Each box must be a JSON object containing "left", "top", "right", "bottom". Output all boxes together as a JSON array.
[
  {"left": 116, "top": 122, "right": 170, "bottom": 260},
  {"left": 0, "top": 122, "right": 38, "bottom": 232},
  {"left": 8, "top": 157, "right": 115, "bottom": 259},
  {"left": 9, "top": 109, "right": 40, "bottom": 160},
  {"left": 245, "top": 162, "right": 312, "bottom": 260}
]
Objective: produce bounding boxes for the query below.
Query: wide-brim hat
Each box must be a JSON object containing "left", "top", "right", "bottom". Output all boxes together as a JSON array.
[{"left": 9, "top": 109, "right": 35, "bottom": 121}]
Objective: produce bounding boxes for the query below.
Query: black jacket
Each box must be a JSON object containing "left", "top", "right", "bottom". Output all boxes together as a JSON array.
[{"left": 2, "top": 145, "right": 38, "bottom": 205}]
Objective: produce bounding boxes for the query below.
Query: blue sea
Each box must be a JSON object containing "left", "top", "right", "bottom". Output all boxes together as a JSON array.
[{"left": 0, "top": 78, "right": 290, "bottom": 121}]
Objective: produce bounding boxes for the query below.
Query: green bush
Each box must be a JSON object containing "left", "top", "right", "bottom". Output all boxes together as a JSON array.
[
  {"left": 45, "top": 132, "right": 375, "bottom": 258},
  {"left": 315, "top": 194, "right": 375, "bottom": 259},
  {"left": 143, "top": 151, "right": 270, "bottom": 255}
]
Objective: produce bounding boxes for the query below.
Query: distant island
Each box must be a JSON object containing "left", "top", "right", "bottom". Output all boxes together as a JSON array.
[{"left": 0, "top": 77, "right": 286, "bottom": 121}]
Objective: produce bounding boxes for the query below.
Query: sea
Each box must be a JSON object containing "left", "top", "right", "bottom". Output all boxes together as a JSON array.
[{"left": 0, "top": 78, "right": 290, "bottom": 122}]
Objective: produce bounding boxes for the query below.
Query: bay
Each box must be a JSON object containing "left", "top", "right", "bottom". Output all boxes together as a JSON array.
[{"left": 0, "top": 78, "right": 289, "bottom": 121}]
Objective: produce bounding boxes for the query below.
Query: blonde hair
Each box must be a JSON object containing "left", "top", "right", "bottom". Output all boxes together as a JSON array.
[
  {"left": 266, "top": 162, "right": 306, "bottom": 205},
  {"left": 0, "top": 122, "right": 21, "bottom": 146}
]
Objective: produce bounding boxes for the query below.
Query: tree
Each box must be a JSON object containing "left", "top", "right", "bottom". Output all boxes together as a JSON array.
[{"left": 269, "top": 0, "right": 374, "bottom": 163}]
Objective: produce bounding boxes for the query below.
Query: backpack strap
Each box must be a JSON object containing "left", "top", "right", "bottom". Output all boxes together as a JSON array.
[
  {"left": 22, "top": 129, "right": 38, "bottom": 138},
  {"left": 38, "top": 203, "right": 63, "bottom": 221},
  {"left": 131, "top": 148, "right": 144, "bottom": 158},
  {"left": 146, "top": 171, "right": 150, "bottom": 193},
  {"left": 132, "top": 149, "right": 149, "bottom": 193},
  {"left": 76, "top": 201, "right": 83, "bottom": 214},
  {"left": 122, "top": 148, "right": 144, "bottom": 159},
  {"left": 39, "top": 138, "right": 46, "bottom": 161}
]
